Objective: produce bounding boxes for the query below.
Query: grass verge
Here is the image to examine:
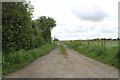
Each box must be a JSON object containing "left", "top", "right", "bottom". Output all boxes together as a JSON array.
[
  {"left": 66, "top": 41, "right": 119, "bottom": 69},
  {"left": 60, "top": 44, "right": 67, "bottom": 58},
  {"left": 2, "top": 43, "right": 56, "bottom": 75}
]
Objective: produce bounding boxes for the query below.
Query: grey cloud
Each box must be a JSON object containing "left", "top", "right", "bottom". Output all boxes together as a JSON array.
[
  {"left": 73, "top": 7, "right": 107, "bottom": 22},
  {"left": 100, "top": 28, "right": 117, "bottom": 33}
]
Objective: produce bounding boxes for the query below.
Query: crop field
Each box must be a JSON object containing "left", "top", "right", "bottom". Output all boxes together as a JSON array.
[{"left": 65, "top": 40, "right": 119, "bottom": 68}]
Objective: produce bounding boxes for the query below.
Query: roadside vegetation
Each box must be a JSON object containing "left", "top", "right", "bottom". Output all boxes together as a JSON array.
[
  {"left": 3, "top": 43, "right": 56, "bottom": 75},
  {"left": 60, "top": 44, "right": 67, "bottom": 58},
  {"left": 65, "top": 40, "right": 119, "bottom": 69},
  {"left": 2, "top": 2, "right": 56, "bottom": 75}
]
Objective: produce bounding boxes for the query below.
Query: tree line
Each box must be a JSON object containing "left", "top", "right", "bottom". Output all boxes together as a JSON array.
[
  {"left": 2, "top": 2, "right": 56, "bottom": 54},
  {"left": 92, "top": 38, "right": 120, "bottom": 41}
]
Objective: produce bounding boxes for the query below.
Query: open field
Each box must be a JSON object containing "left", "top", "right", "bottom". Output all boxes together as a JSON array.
[{"left": 65, "top": 40, "right": 119, "bottom": 68}]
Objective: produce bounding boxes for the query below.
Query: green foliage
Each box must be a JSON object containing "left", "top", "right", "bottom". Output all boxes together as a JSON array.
[
  {"left": 2, "top": 2, "right": 56, "bottom": 54},
  {"left": 2, "top": 2, "right": 34, "bottom": 53},
  {"left": 53, "top": 38, "right": 59, "bottom": 41},
  {"left": 2, "top": 43, "right": 56, "bottom": 75},
  {"left": 36, "top": 16, "right": 56, "bottom": 42},
  {"left": 66, "top": 40, "right": 119, "bottom": 68},
  {"left": 2, "top": 2, "right": 57, "bottom": 75}
]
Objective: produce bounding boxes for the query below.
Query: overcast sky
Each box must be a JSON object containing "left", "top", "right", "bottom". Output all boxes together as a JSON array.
[{"left": 30, "top": 0, "right": 119, "bottom": 40}]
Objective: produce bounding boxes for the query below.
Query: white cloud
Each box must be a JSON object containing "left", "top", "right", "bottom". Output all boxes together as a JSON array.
[
  {"left": 30, "top": 0, "right": 119, "bottom": 40},
  {"left": 73, "top": 7, "right": 107, "bottom": 22}
]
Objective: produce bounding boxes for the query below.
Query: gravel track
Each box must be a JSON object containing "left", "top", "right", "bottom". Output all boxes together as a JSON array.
[{"left": 4, "top": 45, "right": 118, "bottom": 78}]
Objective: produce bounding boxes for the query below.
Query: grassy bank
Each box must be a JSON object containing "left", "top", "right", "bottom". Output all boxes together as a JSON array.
[
  {"left": 60, "top": 44, "right": 67, "bottom": 58},
  {"left": 2, "top": 43, "right": 56, "bottom": 75},
  {"left": 65, "top": 40, "right": 119, "bottom": 69}
]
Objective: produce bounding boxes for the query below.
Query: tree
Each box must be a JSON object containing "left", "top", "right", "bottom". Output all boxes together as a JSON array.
[
  {"left": 2, "top": 2, "right": 56, "bottom": 54},
  {"left": 2, "top": 2, "right": 34, "bottom": 53},
  {"left": 117, "top": 38, "right": 120, "bottom": 40},
  {"left": 101, "top": 38, "right": 107, "bottom": 40},
  {"left": 36, "top": 16, "right": 56, "bottom": 43},
  {"left": 53, "top": 38, "right": 59, "bottom": 41}
]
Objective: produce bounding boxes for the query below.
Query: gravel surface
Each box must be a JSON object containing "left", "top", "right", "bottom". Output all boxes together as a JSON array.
[{"left": 4, "top": 45, "right": 118, "bottom": 78}]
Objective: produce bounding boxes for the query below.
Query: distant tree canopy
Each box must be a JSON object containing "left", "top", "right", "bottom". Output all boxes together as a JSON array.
[
  {"left": 92, "top": 38, "right": 120, "bottom": 41},
  {"left": 117, "top": 38, "right": 120, "bottom": 40},
  {"left": 36, "top": 16, "right": 56, "bottom": 42},
  {"left": 53, "top": 38, "right": 59, "bottom": 41},
  {"left": 2, "top": 2, "right": 56, "bottom": 54}
]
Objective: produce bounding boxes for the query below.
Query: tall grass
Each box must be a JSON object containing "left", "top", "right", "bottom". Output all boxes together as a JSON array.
[
  {"left": 66, "top": 40, "right": 119, "bottom": 68},
  {"left": 60, "top": 44, "right": 67, "bottom": 58},
  {"left": 2, "top": 43, "right": 56, "bottom": 75}
]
